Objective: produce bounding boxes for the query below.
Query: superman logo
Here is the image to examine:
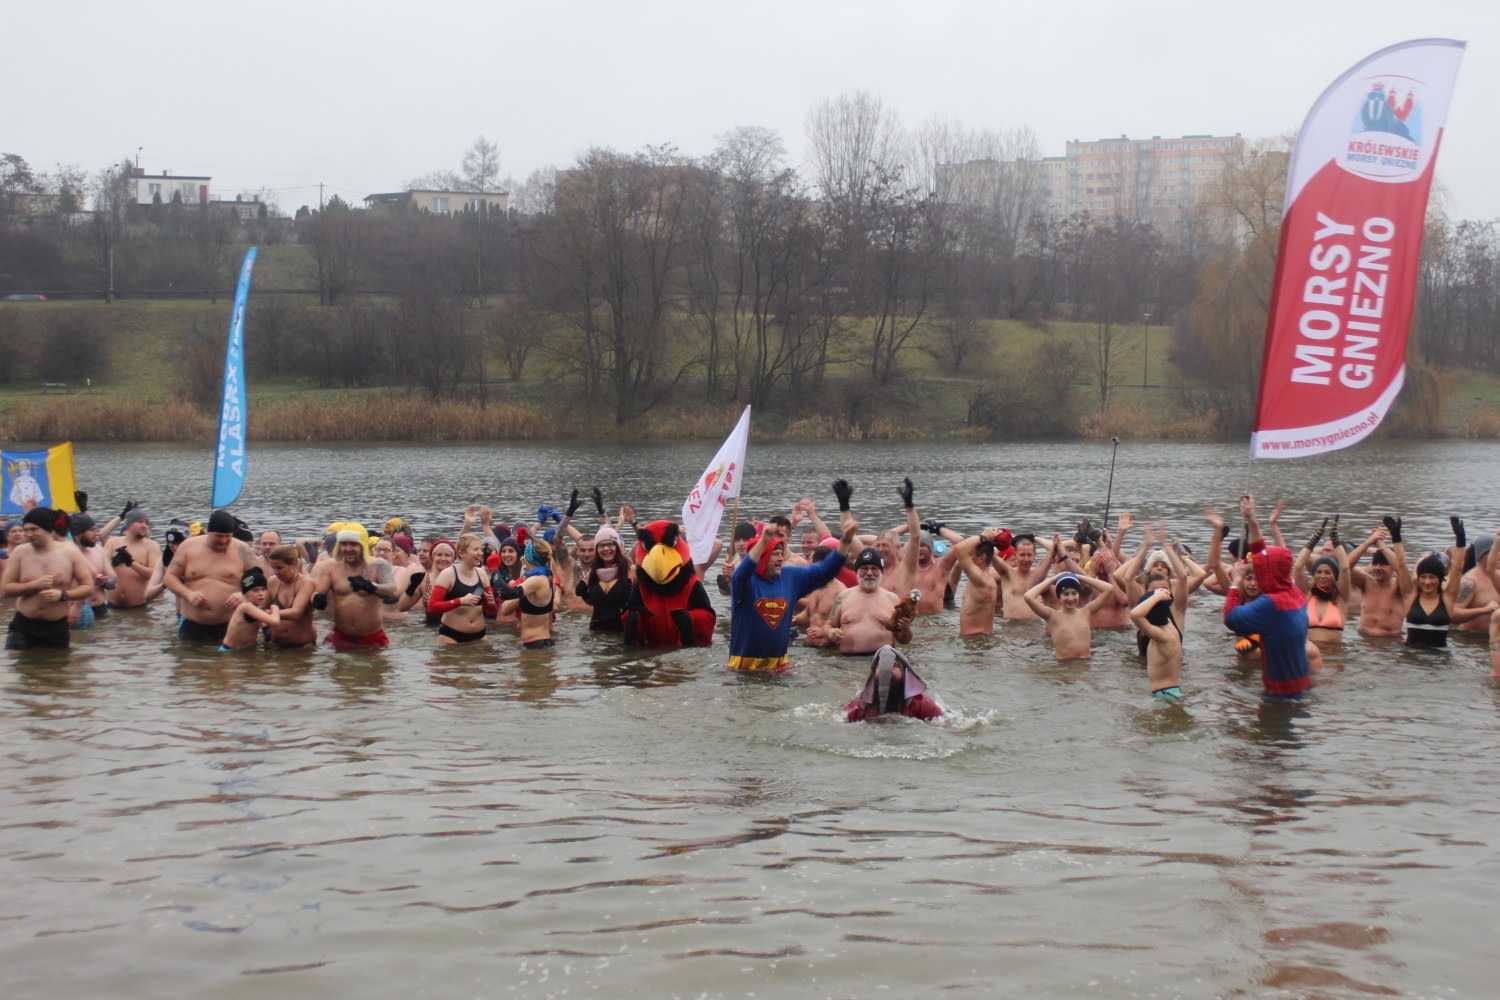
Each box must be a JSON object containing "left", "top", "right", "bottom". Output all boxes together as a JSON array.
[{"left": 755, "top": 597, "right": 788, "bottom": 630}]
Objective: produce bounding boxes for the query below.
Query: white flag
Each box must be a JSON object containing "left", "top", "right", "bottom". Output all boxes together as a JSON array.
[{"left": 682, "top": 406, "right": 751, "bottom": 564}]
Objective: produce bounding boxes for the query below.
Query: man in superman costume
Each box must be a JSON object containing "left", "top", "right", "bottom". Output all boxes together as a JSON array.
[
  {"left": 623, "top": 519, "right": 717, "bottom": 648},
  {"left": 728, "top": 512, "right": 859, "bottom": 672}
]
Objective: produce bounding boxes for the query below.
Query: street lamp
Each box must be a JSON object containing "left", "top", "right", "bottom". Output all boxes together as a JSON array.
[{"left": 1142, "top": 311, "right": 1152, "bottom": 388}]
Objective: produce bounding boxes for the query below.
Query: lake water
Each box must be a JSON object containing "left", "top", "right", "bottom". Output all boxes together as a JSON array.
[{"left": 3, "top": 439, "right": 1498, "bottom": 999}]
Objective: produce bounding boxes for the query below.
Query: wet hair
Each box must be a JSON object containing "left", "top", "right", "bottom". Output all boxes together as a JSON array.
[
  {"left": 767, "top": 514, "right": 792, "bottom": 530},
  {"left": 976, "top": 539, "right": 995, "bottom": 560},
  {"left": 267, "top": 544, "right": 300, "bottom": 566},
  {"left": 811, "top": 545, "right": 834, "bottom": 561},
  {"left": 732, "top": 521, "right": 757, "bottom": 543}
]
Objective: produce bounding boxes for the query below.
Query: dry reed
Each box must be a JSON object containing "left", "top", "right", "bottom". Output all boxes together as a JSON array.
[
  {"left": 782, "top": 414, "right": 912, "bottom": 441},
  {"left": 0, "top": 399, "right": 212, "bottom": 443},
  {"left": 1079, "top": 402, "right": 1219, "bottom": 441},
  {"left": 1462, "top": 407, "right": 1500, "bottom": 439},
  {"left": 250, "top": 395, "right": 561, "bottom": 441}
]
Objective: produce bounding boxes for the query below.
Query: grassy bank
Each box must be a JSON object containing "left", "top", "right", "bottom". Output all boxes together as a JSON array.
[{"left": 1, "top": 298, "right": 1497, "bottom": 443}]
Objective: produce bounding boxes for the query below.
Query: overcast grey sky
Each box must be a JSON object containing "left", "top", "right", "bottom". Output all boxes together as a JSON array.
[{"left": 4, "top": 0, "right": 1497, "bottom": 218}]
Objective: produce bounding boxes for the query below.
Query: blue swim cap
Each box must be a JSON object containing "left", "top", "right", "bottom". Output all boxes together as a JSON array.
[{"left": 932, "top": 539, "right": 950, "bottom": 557}]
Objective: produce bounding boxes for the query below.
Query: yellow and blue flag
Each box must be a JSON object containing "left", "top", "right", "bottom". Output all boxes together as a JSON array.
[{"left": 2, "top": 443, "right": 79, "bottom": 514}]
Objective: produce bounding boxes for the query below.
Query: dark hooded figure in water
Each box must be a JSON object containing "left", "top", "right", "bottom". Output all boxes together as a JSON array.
[{"left": 844, "top": 644, "right": 943, "bottom": 723}]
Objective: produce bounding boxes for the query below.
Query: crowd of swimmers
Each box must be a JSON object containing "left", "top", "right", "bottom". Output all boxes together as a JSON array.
[{"left": 2, "top": 479, "right": 1497, "bottom": 723}]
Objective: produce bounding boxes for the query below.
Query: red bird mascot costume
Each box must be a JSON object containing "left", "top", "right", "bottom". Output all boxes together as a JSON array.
[{"left": 623, "top": 520, "right": 717, "bottom": 648}]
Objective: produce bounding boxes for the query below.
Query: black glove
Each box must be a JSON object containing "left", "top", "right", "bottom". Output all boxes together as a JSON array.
[
  {"left": 566, "top": 489, "right": 583, "bottom": 519},
  {"left": 1074, "top": 518, "right": 1093, "bottom": 547},
  {"left": 1382, "top": 515, "right": 1403, "bottom": 544},
  {"left": 1451, "top": 516, "right": 1466, "bottom": 549},
  {"left": 312, "top": 592, "right": 328, "bottom": 611},
  {"left": 921, "top": 519, "right": 939, "bottom": 535},
  {"left": 1329, "top": 514, "right": 1341, "bottom": 547},
  {"left": 1305, "top": 517, "right": 1328, "bottom": 552},
  {"left": 832, "top": 479, "right": 853, "bottom": 512},
  {"left": 592, "top": 487, "right": 605, "bottom": 517},
  {"left": 111, "top": 547, "right": 134, "bottom": 568},
  {"left": 74, "top": 489, "right": 88, "bottom": 512},
  {"left": 405, "top": 571, "right": 426, "bottom": 596},
  {"left": 118, "top": 499, "right": 137, "bottom": 520},
  {"left": 347, "top": 575, "right": 375, "bottom": 595},
  {"left": 897, "top": 477, "right": 914, "bottom": 510},
  {"left": 671, "top": 608, "right": 696, "bottom": 647}
]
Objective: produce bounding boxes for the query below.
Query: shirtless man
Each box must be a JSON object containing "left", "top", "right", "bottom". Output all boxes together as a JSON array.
[
  {"left": 163, "top": 509, "right": 256, "bottom": 645},
  {"left": 795, "top": 545, "right": 846, "bottom": 648},
  {"left": 104, "top": 510, "right": 159, "bottom": 609},
  {"left": 1116, "top": 522, "right": 1191, "bottom": 634},
  {"left": 68, "top": 514, "right": 113, "bottom": 623},
  {"left": 950, "top": 530, "right": 1002, "bottom": 636},
  {"left": 826, "top": 547, "right": 914, "bottom": 655},
  {"left": 313, "top": 530, "right": 399, "bottom": 650},
  {"left": 886, "top": 479, "right": 955, "bottom": 615},
  {"left": 993, "top": 533, "right": 1050, "bottom": 620},
  {"left": 255, "top": 530, "right": 282, "bottom": 572},
  {"left": 1455, "top": 534, "right": 1497, "bottom": 634},
  {"left": 2, "top": 507, "right": 97, "bottom": 651},
  {"left": 1023, "top": 571, "right": 1117, "bottom": 659},
  {"left": 1351, "top": 524, "right": 1407, "bottom": 636},
  {"left": 1083, "top": 545, "right": 1131, "bottom": 629}
]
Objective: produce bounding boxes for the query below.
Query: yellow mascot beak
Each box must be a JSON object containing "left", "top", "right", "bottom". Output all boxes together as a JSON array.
[{"left": 641, "top": 544, "right": 683, "bottom": 586}]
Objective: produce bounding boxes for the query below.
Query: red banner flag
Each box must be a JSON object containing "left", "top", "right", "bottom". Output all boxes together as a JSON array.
[{"left": 1251, "top": 39, "right": 1464, "bottom": 459}]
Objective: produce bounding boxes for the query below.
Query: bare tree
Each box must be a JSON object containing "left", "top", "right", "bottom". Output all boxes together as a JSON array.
[
  {"left": 1071, "top": 218, "right": 1161, "bottom": 412},
  {"left": 804, "top": 90, "right": 901, "bottom": 224},
  {"left": 486, "top": 299, "right": 547, "bottom": 380},
  {"left": 194, "top": 205, "right": 235, "bottom": 303},
  {"left": 405, "top": 169, "right": 464, "bottom": 191},
  {"left": 298, "top": 195, "right": 365, "bottom": 305},
  {"left": 91, "top": 158, "right": 134, "bottom": 303},
  {"left": 539, "top": 145, "right": 699, "bottom": 424},
  {"left": 462, "top": 136, "right": 502, "bottom": 192},
  {"left": 505, "top": 166, "right": 556, "bottom": 216}
]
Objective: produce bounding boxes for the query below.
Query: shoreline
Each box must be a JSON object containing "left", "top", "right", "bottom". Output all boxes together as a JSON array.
[{"left": 2, "top": 390, "right": 1498, "bottom": 445}]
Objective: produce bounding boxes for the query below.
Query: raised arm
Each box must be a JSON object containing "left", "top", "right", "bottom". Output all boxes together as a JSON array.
[
  {"left": 1267, "top": 499, "right": 1287, "bottom": 550},
  {"left": 1078, "top": 573, "right": 1117, "bottom": 615},
  {"left": 1293, "top": 516, "right": 1328, "bottom": 591},
  {"left": 1383, "top": 516, "right": 1413, "bottom": 599},
  {"left": 1239, "top": 496, "right": 1264, "bottom": 549},
  {"left": 1112, "top": 511, "right": 1133, "bottom": 562},
  {"left": 1022, "top": 576, "right": 1056, "bottom": 620},
  {"left": 1489, "top": 524, "right": 1500, "bottom": 593}
]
